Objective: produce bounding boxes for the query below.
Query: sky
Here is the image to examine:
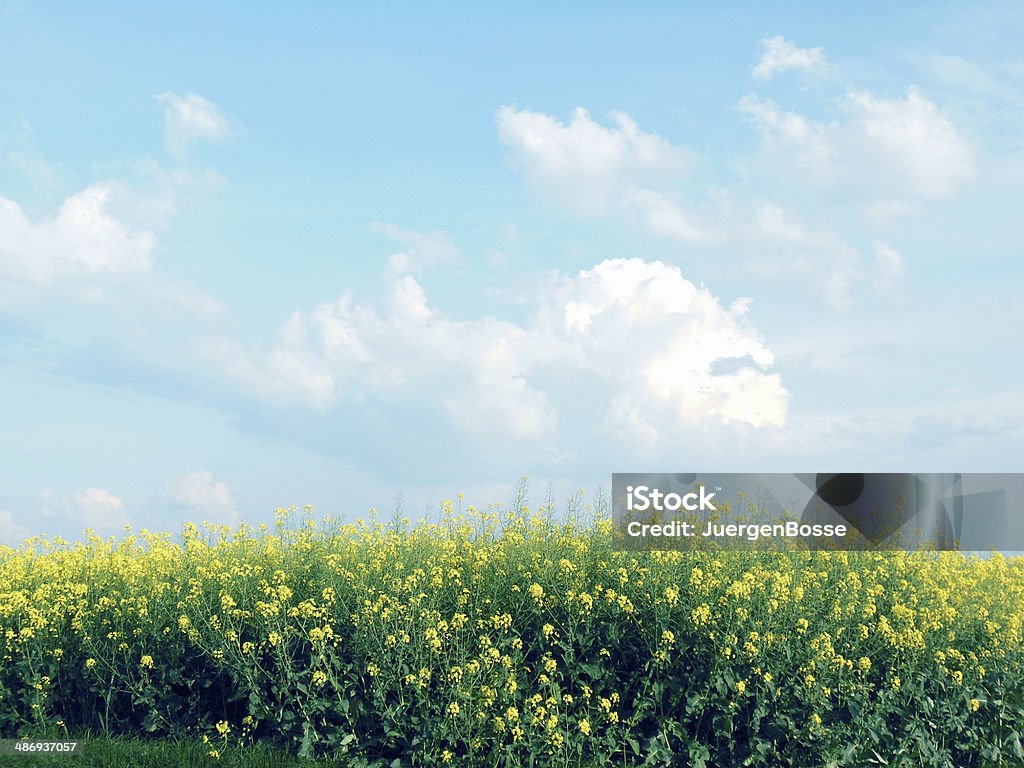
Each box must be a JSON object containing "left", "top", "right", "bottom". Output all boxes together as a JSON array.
[{"left": 1, "top": 1, "right": 1022, "bottom": 545}]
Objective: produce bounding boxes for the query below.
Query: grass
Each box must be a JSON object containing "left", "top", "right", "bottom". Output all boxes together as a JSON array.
[
  {"left": 4, "top": 735, "right": 344, "bottom": 767},
  {"left": 6, "top": 735, "right": 1023, "bottom": 768}
]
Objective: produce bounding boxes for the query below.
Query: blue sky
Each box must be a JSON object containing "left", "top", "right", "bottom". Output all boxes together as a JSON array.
[{"left": 1, "top": 1, "right": 1022, "bottom": 544}]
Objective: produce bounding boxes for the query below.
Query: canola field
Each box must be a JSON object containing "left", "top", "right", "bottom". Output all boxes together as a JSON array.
[{"left": 2, "top": 488, "right": 1023, "bottom": 767}]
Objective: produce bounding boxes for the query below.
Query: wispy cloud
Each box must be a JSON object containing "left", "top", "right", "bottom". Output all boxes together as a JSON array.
[
  {"left": 156, "top": 93, "right": 235, "bottom": 159},
  {"left": 753, "top": 35, "right": 827, "bottom": 81},
  {"left": 371, "top": 222, "right": 461, "bottom": 276},
  {"left": 740, "top": 85, "right": 975, "bottom": 203},
  {"left": 873, "top": 240, "right": 906, "bottom": 292},
  {"left": 0, "top": 509, "right": 31, "bottom": 547},
  {"left": 166, "top": 471, "right": 239, "bottom": 526},
  {"left": 37, "top": 487, "right": 130, "bottom": 535}
]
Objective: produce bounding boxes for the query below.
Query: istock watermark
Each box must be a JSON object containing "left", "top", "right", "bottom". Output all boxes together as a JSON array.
[
  {"left": 625, "top": 484, "right": 717, "bottom": 512},
  {"left": 612, "top": 473, "right": 1024, "bottom": 552}
]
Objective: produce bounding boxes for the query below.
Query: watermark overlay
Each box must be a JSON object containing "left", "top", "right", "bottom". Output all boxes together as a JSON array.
[
  {"left": 612, "top": 473, "right": 1024, "bottom": 552},
  {"left": 0, "top": 740, "right": 82, "bottom": 756}
]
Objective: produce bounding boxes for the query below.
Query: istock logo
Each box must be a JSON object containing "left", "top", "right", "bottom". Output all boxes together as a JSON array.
[{"left": 626, "top": 485, "right": 717, "bottom": 512}]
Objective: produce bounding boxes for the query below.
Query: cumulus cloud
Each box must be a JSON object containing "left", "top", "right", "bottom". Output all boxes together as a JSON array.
[
  {"left": 0, "top": 185, "right": 155, "bottom": 285},
  {"left": 0, "top": 180, "right": 228, "bottom": 327},
  {"left": 157, "top": 93, "right": 234, "bottom": 159},
  {"left": 201, "top": 274, "right": 557, "bottom": 440},
  {"left": 846, "top": 86, "right": 975, "bottom": 199},
  {"left": 740, "top": 86, "right": 975, "bottom": 202},
  {"left": 36, "top": 488, "right": 130, "bottom": 535},
  {"left": 202, "top": 254, "right": 787, "bottom": 447},
  {"left": 62, "top": 487, "right": 130, "bottom": 531},
  {"left": 72, "top": 487, "right": 126, "bottom": 520},
  {"left": 540, "top": 258, "right": 788, "bottom": 439},
  {"left": 496, "top": 106, "right": 691, "bottom": 202},
  {"left": 753, "top": 36, "right": 827, "bottom": 81},
  {"left": 166, "top": 471, "right": 239, "bottom": 526},
  {"left": 497, "top": 106, "right": 717, "bottom": 242}
]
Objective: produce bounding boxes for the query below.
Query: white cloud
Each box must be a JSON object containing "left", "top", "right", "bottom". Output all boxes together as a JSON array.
[
  {"left": 919, "top": 53, "right": 1003, "bottom": 96},
  {"left": 755, "top": 200, "right": 820, "bottom": 245},
  {"left": 823, "top": 254, "right": 862, "bottom": 311},
  {"left": 371, "top": 222, "right": 461, "bottom": 275},
  {"left": 845, "top": 86, "right": 975, "bottom": 199},
  {"left": 497, "top": 106, "right": 716, "bottom": 242},
  {"left": 69, "top": 487, "right": 130, "bottom": 531},
  {"left": 0, "top": 509, "right": 31, "bottom": 547},
  {"left": 621, "top": 188, "right": 722, "bottom": 244},
  {"left": 492, "top": 77, "right": 970, "bottom": 314},
  {"left": 496, "top": 107, "right": 690, "bottom": 204},
  {"left": 0, "top": 178, "right": 226, "bottom": 333},
  {"left": 200, "top": 272, "right": 556, "bottom": 440},
  {"left": 740, "top": 86, "right": 975, "bottom": 203},
  {"left": 202, "top": 255, "right": 787, "bottom": 447},
  {"left": 8, "top": 150, "right": 62, "bottom": 189},
  {"left": 2, "top": 118, "right": 63, "bottom": 188},
  {"left": 750, "top": 201, "right": 864, "bottom": 310},
  {"left": 166, "top": 471, "right": 239, "bottom": 526},
  {"left": 157, "top": 93, "right": 234, "bottom": 158},
  {"left": 753, "top": 36, "right": 828, "bottom": 81},
  {"left": 739, "top": 95, "right": 839, "bottom": 182},
  {"left": 545, "top": 259, "right": 787, "bottom": 436},
  {"left": 873, "top": 240, "right": 906, "bottom": 290},
  {"left": 148, "top": 278, "right": 226, "bottom": 316},
  {"left": 0, "top": 185, "right": 155, "bottom": 285}
]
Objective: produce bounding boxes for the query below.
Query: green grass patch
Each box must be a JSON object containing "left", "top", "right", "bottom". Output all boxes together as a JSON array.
[{"left": 5, "top": 735, "right": 342, "bottom": 768}]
